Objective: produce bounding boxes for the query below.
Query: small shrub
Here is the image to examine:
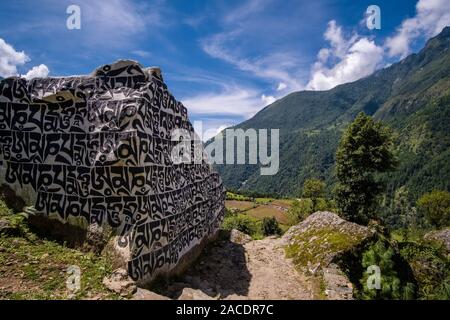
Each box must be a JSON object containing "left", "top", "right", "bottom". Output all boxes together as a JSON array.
[
  {"left": 261, "top": 217, "right": 281, "bottom": 236},
  {"left": 287, "top": 199, "right": 313, "bottom": 225},
  {"left": 417, "top": 190, "right": 450, "bottom": 228},
  {"left": 222, "top": 213, "right": 257, "bottom": 235}
]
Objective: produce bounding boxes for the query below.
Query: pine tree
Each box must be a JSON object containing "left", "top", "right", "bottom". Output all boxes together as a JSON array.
[
  {"left": 334, "top": 112, "right": 396, "bottom": 224},
  {"left": 360, "top": 240, "right": 415, "bottom": 300}
]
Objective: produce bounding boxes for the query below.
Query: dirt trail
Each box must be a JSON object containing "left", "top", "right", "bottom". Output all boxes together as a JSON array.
[
  {"left": 242, "top": 237, "right": 316, "bottom": 299},
  {"left": 160, "top": 235, "right": 317, "bottom": 300}
]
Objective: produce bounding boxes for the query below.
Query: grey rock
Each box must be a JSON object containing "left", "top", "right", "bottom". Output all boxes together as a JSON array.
[
  {"left": 103, "top": 268, "right": 137, "bottom": 297},
  {"left": 230, "top": 229, "right": 252, "bottom": 244},
  {"left": 178, "top": 287, "right": 216, "bottom": 300},
  {"left": 322, "top": 264, "right": 354, "bottom": 300},
  {"left": 131, "top": 288, "right": 170, "bottom": 300}
]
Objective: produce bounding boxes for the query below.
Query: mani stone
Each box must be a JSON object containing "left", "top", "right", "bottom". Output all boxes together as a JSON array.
[{"left": 0, "top": 60, "right": 225, "bottom": 285}]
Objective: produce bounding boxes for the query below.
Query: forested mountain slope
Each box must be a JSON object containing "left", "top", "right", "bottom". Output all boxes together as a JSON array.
[{"left": 214, "top": 26, "right": 450, "bottom": 200}]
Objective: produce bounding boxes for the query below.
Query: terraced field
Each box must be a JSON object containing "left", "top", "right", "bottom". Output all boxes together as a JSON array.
[{"left": 225, "top": 197, "right": 292, "bottom": 226}]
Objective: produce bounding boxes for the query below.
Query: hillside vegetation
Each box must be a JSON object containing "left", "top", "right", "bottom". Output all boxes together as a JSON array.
[{"left": 213, "top": 27, "right": 450, "bottom": 203}]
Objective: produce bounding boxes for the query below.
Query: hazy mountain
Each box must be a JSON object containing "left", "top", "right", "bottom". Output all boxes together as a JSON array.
[{"left": 214, "top": 26, "right": 450, "bottom": 200}]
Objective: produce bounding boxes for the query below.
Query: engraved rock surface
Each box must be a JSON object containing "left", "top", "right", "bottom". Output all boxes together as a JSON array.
[{"left": 0, "top": 60, "right": 225, "bottom": 284}]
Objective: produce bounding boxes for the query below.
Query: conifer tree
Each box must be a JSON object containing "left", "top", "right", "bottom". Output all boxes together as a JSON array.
[{"left": 334, "top": 112, "right": 396, "bottom": 224}]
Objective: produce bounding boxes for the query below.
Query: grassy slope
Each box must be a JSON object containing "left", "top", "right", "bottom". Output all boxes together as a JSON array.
[{"left": 0, "top": 201, "right": 120, "bottom": 300}]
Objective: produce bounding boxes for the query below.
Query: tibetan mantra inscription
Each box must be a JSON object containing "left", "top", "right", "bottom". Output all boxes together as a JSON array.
[{"left": 0, "top": 60, "right": 225, "bottom": 283}]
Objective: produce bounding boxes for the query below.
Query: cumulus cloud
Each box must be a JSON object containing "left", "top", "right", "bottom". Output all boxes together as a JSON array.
[
  {"left": 24, "top": 64, "right": 49, "bottom": 80},
  {"left": 261, "top": 94, "right": 276, "bottom": 105},
  {"left": 306, "top": 20, "right": 384, "bottom": 91},
  {"left": 0, "top": 38, "right": 29, "bottom": 77},
  {"left": 182, "top": 86, "right": 266, "bottom": 118},
  {"left": 385, "top": 0, "right": 450, "bottom": 58},
  {"left": 0, "top": 38, "right": 50, "bottom": 79},
  {"left": 276, "top": 82, "right": 287, "bottom": 91},
  {"left": 195, "top": 120, "right": 236, "bottom": 142}
]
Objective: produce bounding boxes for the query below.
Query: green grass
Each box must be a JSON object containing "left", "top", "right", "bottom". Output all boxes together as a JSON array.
[
  {"left": 0, "top": 200, "right": 121, "bottom": 300},
  {"left": 254, "top": 198, "right": 273, "bottom": 204},
  {"left": 226, "top": 192, "right": 253, "bottom": 202}
]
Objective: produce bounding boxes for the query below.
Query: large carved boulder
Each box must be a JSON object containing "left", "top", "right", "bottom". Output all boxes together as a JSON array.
[{"left": 0, "top": 60, "right": 225, "bottom": 285}]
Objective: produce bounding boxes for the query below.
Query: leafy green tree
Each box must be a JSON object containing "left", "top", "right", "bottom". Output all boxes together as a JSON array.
[
  {"left": 287, "top": 199, "right": 313, "bottom": 225},
  {"left": 261, "top": 217, "right": 281, "bottom": 236},
  {"left": 334, "top": 112, "right": 396, "bottom": 224},
  {"left": 417, "top": 190, "right": 450, "bottom": 228},
  {"left": 302, "top": 178, "right": 325, "bottom": 210}
]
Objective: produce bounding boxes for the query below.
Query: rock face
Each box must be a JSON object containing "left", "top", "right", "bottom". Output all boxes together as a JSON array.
[
  {"left": 283, "top": 211, "right": 376, "bottom": 300},
  {"left": 102, "top": 268, "right": 137, "bottom": 297},
  {"left": 0, "top": 60, "right": 225, "bottom": 284}
]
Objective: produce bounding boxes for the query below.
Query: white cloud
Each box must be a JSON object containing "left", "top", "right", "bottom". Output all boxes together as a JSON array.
[
  {"left": 306, "top": 20, "right": 384, "bottom": 91},
  {"left": 385, "top": 0, "right": 450, "bottom": 58},
  {"left": 0, "top": 38, "right": 49, "bottom": 79},
  {"left": 276, "top": 82, "right": 287, "bottom": 91},
  {"left": 200, "top": 0, "right": 304, "bottom": 93},
  {"left": 195, "top": 120, "right": 236, "bottom": 141},
  {"left": 0, "top": 38, "right": 29, "bottom": 77},
  {"left": 202, "top": 31, "right": 302, "bottom": 91},
  {"left": 223, "top": 0, "right": 272, "bottom": 24},
  {"left": 131, "top": 50, "right": 151, "bottom": 58},
  {"left": 24, "top": 64, "right": 49, "bottom": 80},
  {"left": 82, "top": 0, "right": 148, "bottom": 33},
  {"left": 182, "top": 86, "right": 266, "bottom": 118},
  {"left": 261, "top": 94, "right": 276, "bottom": 105}
]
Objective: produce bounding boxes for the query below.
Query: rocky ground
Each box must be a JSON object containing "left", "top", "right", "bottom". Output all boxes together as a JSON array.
[
  {"left": 0, "top": 207, "right": 367, "bottom": 300},
  {"left": 152, "top": 231, "right": 317, "bottom": 300}
]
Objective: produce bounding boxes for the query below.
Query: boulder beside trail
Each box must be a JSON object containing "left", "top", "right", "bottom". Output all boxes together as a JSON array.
[
  {"left": 0, "top": 60, "right": 225, "bottom": 285},
  {"left": 283, "top": 211, "right": 376, "bottom": 299},
  {"left": 230, "top": 229, "right": 252, "bottom": 244}
]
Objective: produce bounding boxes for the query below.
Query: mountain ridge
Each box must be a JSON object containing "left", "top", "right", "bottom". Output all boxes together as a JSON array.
[{"left": 214, "top": 26, "right": 450, "bottom": 200}]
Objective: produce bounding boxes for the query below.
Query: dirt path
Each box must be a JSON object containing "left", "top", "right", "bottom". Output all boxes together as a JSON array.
[
  {"left": 160, "top": 235, "right": 317, "bottom": 300},
  {"left": 242, "top": 237, "right": 315, "bottom": 299}
]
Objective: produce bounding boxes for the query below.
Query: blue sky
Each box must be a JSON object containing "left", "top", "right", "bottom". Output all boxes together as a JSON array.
[{"left": 0, "top": 0, "right": 449, "bottom": 139}]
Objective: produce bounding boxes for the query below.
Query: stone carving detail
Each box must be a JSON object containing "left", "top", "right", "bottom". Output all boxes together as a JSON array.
[{"left": 0, "top": 60, "right": 225, "bottom": 283}]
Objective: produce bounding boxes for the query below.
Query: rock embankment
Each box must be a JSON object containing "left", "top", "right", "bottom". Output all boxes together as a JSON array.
[{"left": 282, "top": 211, "right": 376, "bottom": 299}]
